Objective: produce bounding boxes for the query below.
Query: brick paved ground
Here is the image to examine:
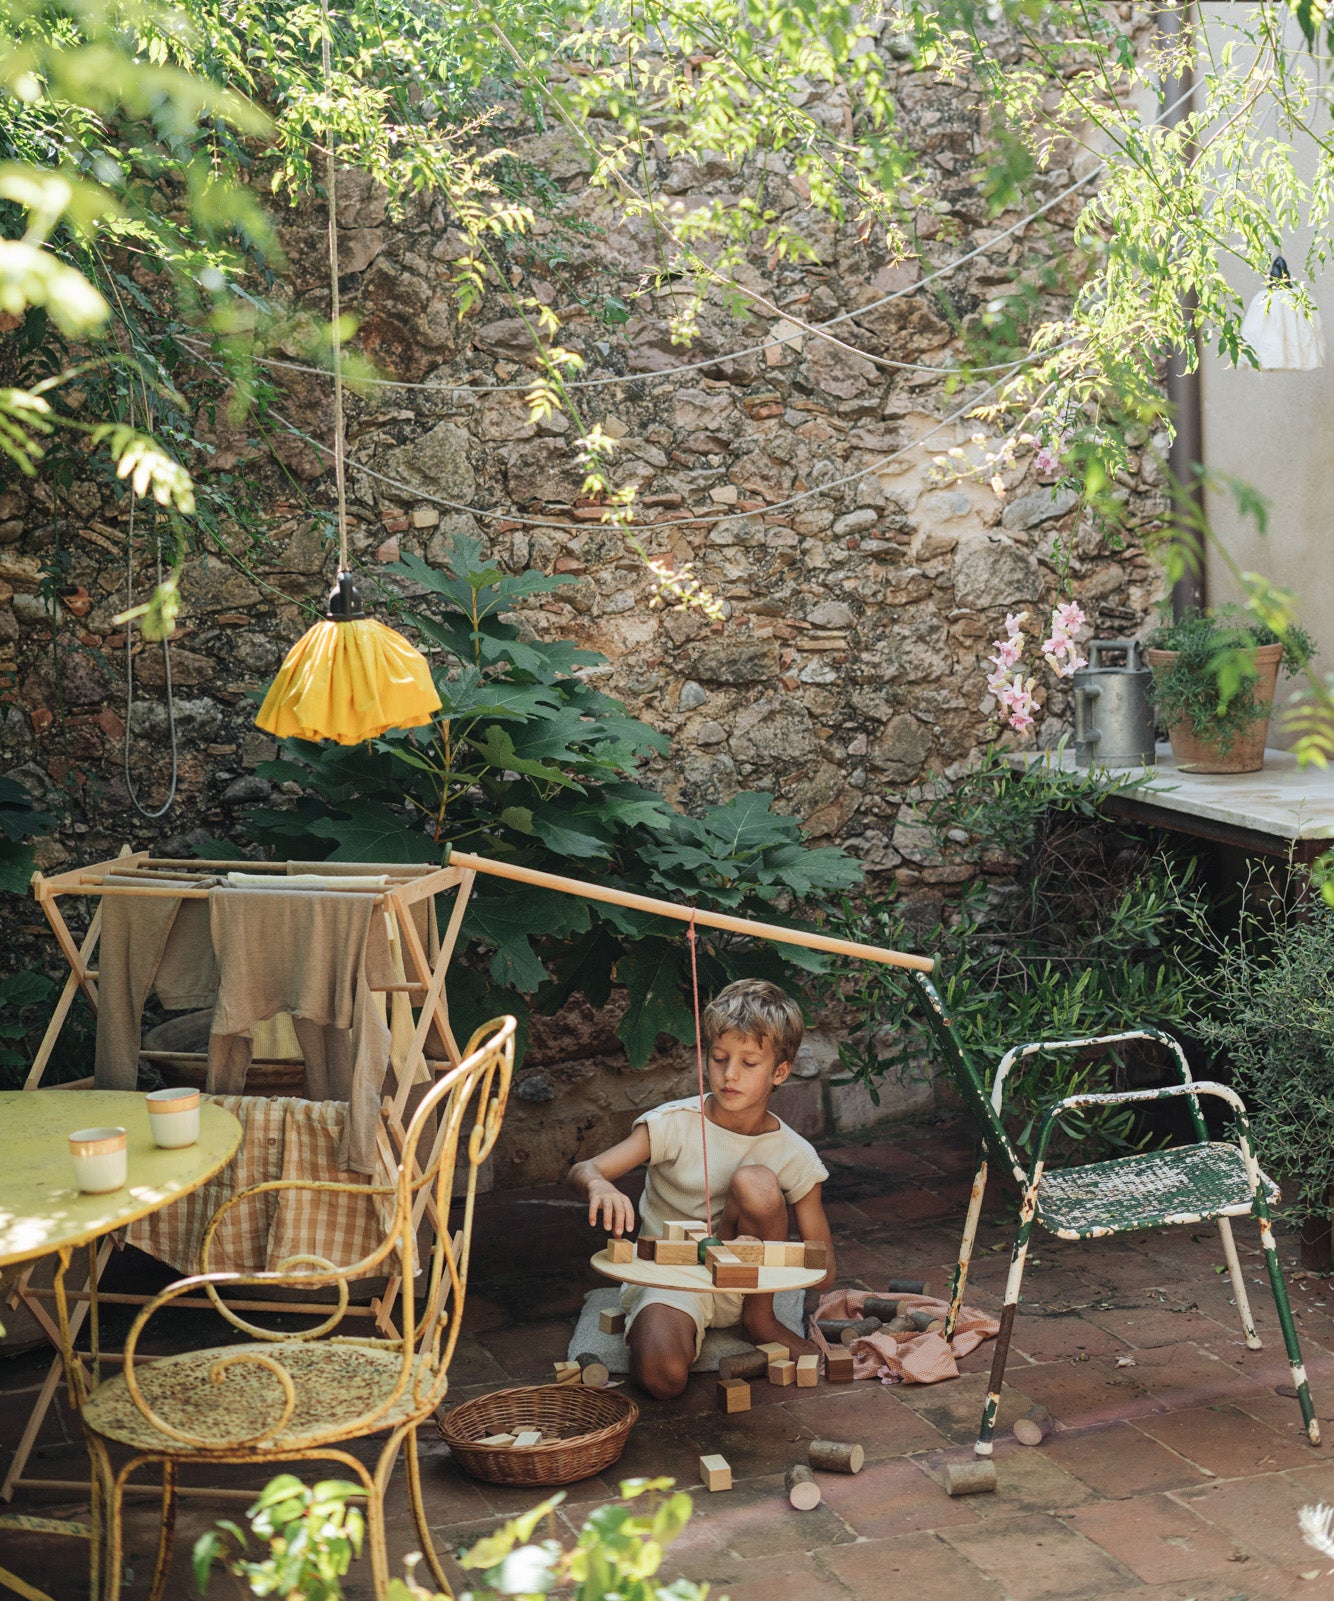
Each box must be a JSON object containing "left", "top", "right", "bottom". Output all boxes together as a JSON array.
[{"left": 5, "top": 1113, "right": 1334, "bottom": 1600}]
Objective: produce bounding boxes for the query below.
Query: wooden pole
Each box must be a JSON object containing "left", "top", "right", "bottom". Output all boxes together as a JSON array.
[{"left": 449, "top": 851, "right": 934, "bottom": 973}]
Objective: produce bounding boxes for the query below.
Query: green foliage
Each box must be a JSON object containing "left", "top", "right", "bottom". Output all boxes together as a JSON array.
[
  {"left": 817, "top": 748, "right": 1209, "bottom": 1160},
  {"left": 0, "top": 773, "right": 56, "bottom": 894},
  {"left": 1146, "top": 608, "right": 1315, "bottom": 758},
  {"left": 193, "top": 1474, "right": 365, "bottom": 1599},
  {"left": 244, "top": 537, "right": 861, "bottom": 1064}
]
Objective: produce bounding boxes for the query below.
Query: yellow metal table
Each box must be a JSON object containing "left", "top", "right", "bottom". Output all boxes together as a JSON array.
[{"left": 0, "top": 1090, "right": 242, "bottom": 1601}]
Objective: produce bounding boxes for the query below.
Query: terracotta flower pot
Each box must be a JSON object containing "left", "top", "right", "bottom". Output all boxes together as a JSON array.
[{"left": 1145, "top": 642, "right": 1283, "bottom": 774}]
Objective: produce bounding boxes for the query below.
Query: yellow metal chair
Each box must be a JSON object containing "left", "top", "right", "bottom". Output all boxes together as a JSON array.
[{"left": 79, "top": 1016, "right": 516, "bottom": 1601}]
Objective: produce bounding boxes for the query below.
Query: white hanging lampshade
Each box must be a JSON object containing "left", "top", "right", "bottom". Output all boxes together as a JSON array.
[{"left": 1240, "top": 255, "right": 1325, "bottom": 371}]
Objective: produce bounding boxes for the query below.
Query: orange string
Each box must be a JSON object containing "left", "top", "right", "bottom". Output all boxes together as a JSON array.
[{"left": 687, "top": 911, "right": 714, "bottom": 1232}]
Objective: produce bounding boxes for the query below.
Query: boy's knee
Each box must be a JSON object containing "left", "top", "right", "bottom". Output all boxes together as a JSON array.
[
  {"left": 728, "top": 1164, "right": 783, "bottom": 1211},
  {"left": 631, "top": 1345, "right": 691, "bottom": 1400}
]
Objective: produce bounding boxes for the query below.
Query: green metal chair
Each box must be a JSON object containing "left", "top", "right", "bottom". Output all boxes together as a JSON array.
[{"left": 910, "top": 972, "right": 1319, "bottom": 1455}]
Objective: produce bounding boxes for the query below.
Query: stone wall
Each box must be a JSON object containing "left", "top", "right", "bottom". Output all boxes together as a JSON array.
[{"left": 0, "top": 10, "right": 1165, "bottom": 1169}]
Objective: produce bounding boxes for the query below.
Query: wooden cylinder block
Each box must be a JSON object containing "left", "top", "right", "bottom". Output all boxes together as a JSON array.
[
  {"left": 815, "top": 1318, "right": 862, "bottom": 1338},
  {"left": 942, "top": 1460, "right": 997, "bottom": 1497},
  {"left": 574, "top": 1352, "right": 610, "bottom": 1388},
  {"left": 808, "top": 1439, "right": 864, "bottom": 1474},
  {"left": 718, "top": 1348, "right": 769, "bottom": 1382},
  {"left": 887, "top": 1278, "right": 927, "bottom": 1295},
  {"left": 907, "top": 1310, "right": 941, "bottom": 1334},
  {"left": 839, "top": 1317, "right": 882, "bottom": 1345},
  {"left": 785, "top": 1463, "right": 822, "bottom": 1510},
  {"left": 887, "top": 1315, "right": 918, "bottom": 1334},
  {"left": 1013, "top": 1405, "right": 1055, "bottom": 1447},
  {"left": 861, "top": 1296, "right": 899, "bottom": 1320}
]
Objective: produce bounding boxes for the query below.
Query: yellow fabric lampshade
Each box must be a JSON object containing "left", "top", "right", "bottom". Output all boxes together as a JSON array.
[{"left": 255, "top": 614, "right": 442, "bottom": 745}]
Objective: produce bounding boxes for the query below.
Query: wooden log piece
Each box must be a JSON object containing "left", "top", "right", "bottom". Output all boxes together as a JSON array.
[
  {"left": 815, "top": 1318, "right": 862, "bottom": 1338},
  {"left": 839, "top": 1317, "right": 882, "bottom": 1345},
  {"left": 700, "top": 1453, "right": 732, "bottom": 1492},
  {"left": 907, "top": 1310, "right": 942, "bottom": 1334},
  {"left": 796, "top": 1354, "right": 819, "bottom": 1388},
  {"left": 716, "top": 1378, "right": 752, "bottom": 1414},
  {"left": 942, "top": 1460, "right": 997, "bottom": 1496},
  {"left": 768, "top": 1358, "right": 796, "bottom": 1387},
  {"left": 1013, "top": 1405, "right": 1056, "bottom": 1447},
  {"left": 825, "top": 1349, "right": 855, "bottom": 1383},
  {"left": 887, "top": 1315, "right": 917, "bottom": 1334},
  {"left": 553, "top": 1360, "right": 581, "bottom": 1385},
  {"left": 607, "top": 1238, "right": 634, "bottom": 1263},
  {"left": 598, "top": 1307, "right": 626, "bottom": 1336},
  {"left": 718, "top": 1348, "right": 769, "bottom": 1382},
  {"left": 808, "top": 1440, "right": 864, "bottom": 1474},
  {"left": 861, "top": 1296, "right": 899, "bottom": 1320},
  {"left": 785, "top": 1464, "right": 822, "bottom": 1511},
  {"left": 574, "top": 1353, "right": 610, "bottom": 1389},
  {"left": 887, "top": 1278, "right": 927, "bottom": 1295}
]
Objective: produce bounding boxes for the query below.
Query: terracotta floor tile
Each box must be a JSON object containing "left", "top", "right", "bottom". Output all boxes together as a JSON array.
[
  {"left": 819, "top": 1531, "right": 1007, "bottom": 1601},
  {"left": 917, "top": 1439, "right": 1099, "bottom": 1520},
  {"left": 1015, "top": 1359, "right": 1166, "bottom": 1429},
  {"left": 858, "top": 1184, "right": 962, "bottom": 1223},
  {"left": 1123, "top": 1344, "right": 1257, "bottom": 1411},
  {"left": 1042, "top": 1420, "right": 1213, "bottom": 1497},
  {"left": 941, "top": 1510, "right": 1134, "bottom": 1599},
  {"left": 890, "top": 1370, "right": 1039, "bottom": 1448},
  {"left": 778, "top": 1384, "right": 950, "bottom": 1459},
  {"left": 1009, "top": 1311, "right": 1135, "bottom": 1364},
  {"left": 704, "top": 1550, "right": 851, "bottom": 1601},
  {"left": 1080, "top": 1300, "right": 1237, "bottom": 1351},
  {"left": 1138, "top": 1404, "right": 1317, "bottom": 1478},
  {"left": 1063, "top": 1492, "right": 1257, "bottom": 1585},
  {"left": 699, "top": 1474, "right": 859, "bottom": 1556},
  {"left": 1176, "top": 1468, "right": 1324, "bottom": 1566},
  {"left": 812, "top": 1455, "right": 984, "bottom": 1540}
]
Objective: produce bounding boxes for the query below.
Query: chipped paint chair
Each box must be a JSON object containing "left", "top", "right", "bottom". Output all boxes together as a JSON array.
[
  {"left": 911, "top": 974, "right": 1318, "bottom": 1457},
  {"left": 79, "top": 1015, "right": 515, "bottom": 1601}
]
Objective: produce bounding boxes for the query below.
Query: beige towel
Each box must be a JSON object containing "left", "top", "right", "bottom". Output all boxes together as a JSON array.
[{"left": 811, "top": 1287, "right": 999, "bottom": 1384}]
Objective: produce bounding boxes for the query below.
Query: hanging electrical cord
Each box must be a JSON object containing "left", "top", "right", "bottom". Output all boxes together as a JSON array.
[{"left": 122, "top": 411, "right": 180, "bottom": 818}]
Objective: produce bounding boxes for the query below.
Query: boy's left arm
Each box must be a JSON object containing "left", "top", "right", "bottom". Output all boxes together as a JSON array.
[{"left": 791, "top": 1184, "right": 835, "bottom": 1290}]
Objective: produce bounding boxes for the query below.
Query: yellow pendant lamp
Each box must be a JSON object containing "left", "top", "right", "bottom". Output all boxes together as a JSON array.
[{"left": 255, "top": 9, "right": 441, "bottom": 746}]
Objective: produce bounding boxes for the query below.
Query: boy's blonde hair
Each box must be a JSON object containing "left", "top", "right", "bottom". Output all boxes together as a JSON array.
[{"left": 702, "top": 979, "right": 803, "bottom": 1068}]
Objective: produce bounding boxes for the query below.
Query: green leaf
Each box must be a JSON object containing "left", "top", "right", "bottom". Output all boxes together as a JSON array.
[
  {"left": 307, "top": 803, "right": 435, "bottom": 863},
  {"left": 617, "top": 940, "right": 690, "bottom": 1067}
]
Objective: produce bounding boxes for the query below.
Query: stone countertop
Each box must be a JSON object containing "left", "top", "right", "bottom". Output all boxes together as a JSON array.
[{"left": 1022, "top": 743, "right": 1334, "bottom": 841}]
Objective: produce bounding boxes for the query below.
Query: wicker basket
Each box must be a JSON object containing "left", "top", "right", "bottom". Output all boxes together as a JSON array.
[{"left": 436, "top": 1384, "right": 638, "bottom": 1486}]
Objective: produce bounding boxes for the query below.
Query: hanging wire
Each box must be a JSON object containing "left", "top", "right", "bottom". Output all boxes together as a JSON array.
[
  {"left": 687, "top": 910, "right": 714, "bottom": 1231},
  {"left": 122, "top": 403, "right": 179, "bottom": 819}
]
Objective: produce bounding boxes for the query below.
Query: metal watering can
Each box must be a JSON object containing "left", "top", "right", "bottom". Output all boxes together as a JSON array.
[{"left": 1072, "top": 640, "right": 1156, "bottom": 769}]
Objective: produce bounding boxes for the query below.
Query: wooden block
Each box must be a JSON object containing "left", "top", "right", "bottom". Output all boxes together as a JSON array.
[
  {"left": 796, "top": 1354, "right": 819, "bottom": 1388},
  {"left": 636, "top": 1236, "right": 659, "bottom": 1259},
  {"left": 907, "top": 1310, "right": 938, "bottom": 1334},
  {"left": 779, "top": 1242, "right": 807, "bottom": 1267},
  {"left": 887, "top": 1277, "right": 927, "bottom": 1295},
  {"left": 721, "top": 1239, "right": 765, "bottom": 1263},
  {"left": 808, "top": 1439, "right": 864, "bottom": 1474},
  {"left": 816, "top": 1318, "right": 862, "bottom": 1339},
  {"left": 574, "top": 1351, "right": 610, "bottom": 1388},
  {"left": 718, "top": 1348, "right": 768, "bottom": 1382},
  {"left": 839, "top": 1318, "right": 882, "bottom": 1345},
  {"left": 768, "top": 1358, "right": 796, "bottom": 1387},
  {"left": 684, "top": 1222, "right": 709, "bottom": 1242},
  {"left": 756, "top": 1341, "right": 789, "bottom": 1361},
  {"left": 664, "top": 1220, "right": 705, "bottom": 1240},
  {"left": 512, "top": 1431, "right": 543, "bottom": 1449},
  {"left": 599, "top": 1307, "right": 626, "bottom": 1336},
  {"left": 943, "top": 1460, "right": 997, "bottom": 1497},
  {"left": 887, "top": 1315, "right": 917, "bottom": 1334},
  {"left": 716, "top": 1378, "right": 751, "bottom": 1414},
  {"left": 786, "top": 1463, "right": 821, "bottom": 1510},
  {"left": 707, "top": 1247, "right": 758, "bottom": 1290},
  {"left": 607, "top": 1237, "right": 634, "bottom": 1263},
  {"left": 655, "top": 1239, "right": 700, "bottom": 1266},
  {"left": 477, "top": 1432, "right": 516, "bottom": 1446},
  {"left": 802, "top": 1241, "right": 829, "bottom": 1272},
  {"left": 1013, "top": 1405, "right": 1055, "bottom": 1447},
  {"left": 862, "top": 1295, "right": 898, "bottom": 1320},
  {"left": 825, "top": 1349, "right": 855, "bottom": 1384},
  {"left": 700, "top": 1453, "right": 732, "bottom": 1492},
  {"left": 553, "top": 1360, "right": 581, "bottom": 1385},
  {"left": 762, "top": 1240, "right": 791, "bottom": 1266}
]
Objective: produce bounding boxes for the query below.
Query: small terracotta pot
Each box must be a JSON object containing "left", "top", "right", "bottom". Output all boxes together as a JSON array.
[{"left": 1146, "top": 643, "right": 1283, "bottom": 774}]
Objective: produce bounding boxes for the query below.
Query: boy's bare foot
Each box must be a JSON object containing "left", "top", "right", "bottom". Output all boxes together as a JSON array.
[{"left": 742, "top": 1303, "right": 819, "bottom": 1358}]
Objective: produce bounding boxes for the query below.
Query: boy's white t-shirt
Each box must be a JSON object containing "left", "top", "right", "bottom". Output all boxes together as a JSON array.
[{"left": 633, "top": 1095, "right": 829, "bottom": 1236}]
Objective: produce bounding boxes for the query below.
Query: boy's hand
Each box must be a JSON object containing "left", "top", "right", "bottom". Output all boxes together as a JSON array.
[{"left": 587, "top": 1178, "right": 636, "bottom": 1237}]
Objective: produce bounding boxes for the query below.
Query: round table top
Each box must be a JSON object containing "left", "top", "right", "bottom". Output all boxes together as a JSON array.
[
  {"left": 0, "top": 1090, "right": 242, "bottom": 1267},
  {"left": 590, "top": 1248, "right": 825, "bottom": 1296}
]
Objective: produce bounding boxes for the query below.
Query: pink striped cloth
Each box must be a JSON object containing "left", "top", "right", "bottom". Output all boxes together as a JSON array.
[{"left": 811, "top": 1288, "right": 999, "bottom": 1384}]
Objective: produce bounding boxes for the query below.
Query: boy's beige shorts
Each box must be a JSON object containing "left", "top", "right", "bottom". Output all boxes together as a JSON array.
[{"left": 619, "top": 1284, "right": 744, "bottom": 1358}]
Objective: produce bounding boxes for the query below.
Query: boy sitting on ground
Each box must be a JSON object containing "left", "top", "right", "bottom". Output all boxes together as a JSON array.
[{"left": 569, "top": 978, "right": 835, "bottom": 1399}]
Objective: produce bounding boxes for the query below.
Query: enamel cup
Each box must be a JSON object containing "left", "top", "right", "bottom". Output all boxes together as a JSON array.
[
  {"left": 145, "top": 1086, "right": 201, "bottom": 1148},
  {"left": 69, "top": 1126, "right": 128, "bottom": 1193}
]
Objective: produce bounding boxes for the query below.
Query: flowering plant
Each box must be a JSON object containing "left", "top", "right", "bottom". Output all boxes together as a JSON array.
[{"left": 987, "top": 602, "right": 1087, "bottom": 734}]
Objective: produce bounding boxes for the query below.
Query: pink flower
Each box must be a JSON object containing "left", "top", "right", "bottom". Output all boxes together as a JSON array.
[
  {"left": 1005, "top": 611, "right": 1028, "bottom": 639},
  {"left": 1034, "top": 447, "right": 1059, "bottom": 475}
]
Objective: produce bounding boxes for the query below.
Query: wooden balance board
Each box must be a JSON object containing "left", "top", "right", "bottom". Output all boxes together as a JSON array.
[{"left": 590, "top": 1248, "right": 826, "bottom": 1295}]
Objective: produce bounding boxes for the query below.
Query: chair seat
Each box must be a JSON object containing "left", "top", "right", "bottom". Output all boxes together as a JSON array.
[
  {"left": 1037, "top": 1142, "right": 1278, "bottom": 1239},
  {"left": 82, "top": 1342, "right": 442, "bottom": 1455}
]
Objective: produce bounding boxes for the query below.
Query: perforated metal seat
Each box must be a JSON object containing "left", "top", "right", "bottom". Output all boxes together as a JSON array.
[{"left": 1037, "top": 1143, "right": 1279, "bottom": 1239}]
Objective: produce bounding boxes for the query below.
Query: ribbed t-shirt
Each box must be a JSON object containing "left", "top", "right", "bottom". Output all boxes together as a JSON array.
[{"left": 632, "top": 1095, "right": 829, "bottom": 1237}]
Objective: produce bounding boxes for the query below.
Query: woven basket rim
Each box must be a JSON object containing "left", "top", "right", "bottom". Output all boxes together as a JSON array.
[{"left": 437, "top": 1383, "right": 638, "bottom": 1452}]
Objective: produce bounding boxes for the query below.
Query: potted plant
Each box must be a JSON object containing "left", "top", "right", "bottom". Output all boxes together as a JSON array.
[{"left": 1145, "top": 608, "right": 1314, "bottom": 773}]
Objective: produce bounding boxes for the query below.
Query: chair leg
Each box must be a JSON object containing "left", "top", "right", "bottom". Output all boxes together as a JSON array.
[
  {"left": 945, "top": 1154, "right": 988, "bottom": 1339},
  {"left": 976, "top": 1184, "right": 1038, "bottom": 1457},
  {"left": 404, "top": 1426, "right": 453, "bottom": 1598},
  {"left": 369, "top": 1431, "right": 407, "bottom": 1599},
  {"left": 103, "top": 1461, "right": 136, "bottom": 1601},
  {"left": 1255, "top": 1210, "right": 1320, "bottom": 1445},
  {"left": 1217, "top": 1218, "right": 1261, "bottom": 1350},
  {"left": 85, "top": 1437, "right": 112, "bottom": 1601},
  {"left": 147, "top": 1462, "right": 177, "bottom": 1601}
]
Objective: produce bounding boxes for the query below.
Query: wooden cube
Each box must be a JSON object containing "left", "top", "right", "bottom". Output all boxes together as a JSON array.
[
  {"left": 655, "top": 1239, "right": 700, "bottom": 1266},
  {"left": 825, "top": 1349, "right": 855, "bottom": 1383},
  {"left": 756, "top": 1340, "right": 789, "bottom": 1361},
  {"left": 716, "top": 1378, "right": 751, "bottom": 1413},
  {"left": 553, "top": 1360, "right": 581, "bottom": 1385},
  {"left": 606, "top": 1237, "right": 634, "bottom": 1263},
  {"left": 636, "top": 1236, "right": 659, "bottom": 1259},
  {"left": 664, "top": 1220, "right": 704, "bottom": 1241},
  {"left": 512, "top": 1431, "right": 543, "bottom": 1448},
  {"left": 762, "top": 1240, "right": 793, "bottom": 1266},
  {"left": 478, "top": 1432, "right": 516, "bottom": 1446},
  {"left": 707, "top": 1246, "right": 759, "bottom": 1290},
  {"left": 700, "top": 1452, "right": 733, "bottom": 1492},
  {"left": 598, "top": 1307, "right": 626, "bottom": 1336},
  {"left": 721, "top": 1239, "right": 765, "bottom": 1264},
  {"left": 796, "top": 1354, "right": 820, "bottom": 1388},
  {"left": 768, "top": 1358, "right": 796, "bottom": 1387},
  {"left": 684, "top": 1222, "right": 710, "bottom": 1242},
  {"left": 802, "top": 1241, "right": 829, "bottom": 1272}
]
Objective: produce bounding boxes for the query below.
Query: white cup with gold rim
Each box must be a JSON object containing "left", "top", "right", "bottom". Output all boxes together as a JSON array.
[
  {"left": 69, "top": 1127, "right": 128, "bottom": 1193},
  {"left": 145, "top": 1087, "right": 201, "bottom": 1148}
]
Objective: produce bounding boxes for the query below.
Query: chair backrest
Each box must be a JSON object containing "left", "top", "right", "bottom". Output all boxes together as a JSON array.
[{"left": 909, "top": 972, "right": 1025, "bottom": 1182}]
